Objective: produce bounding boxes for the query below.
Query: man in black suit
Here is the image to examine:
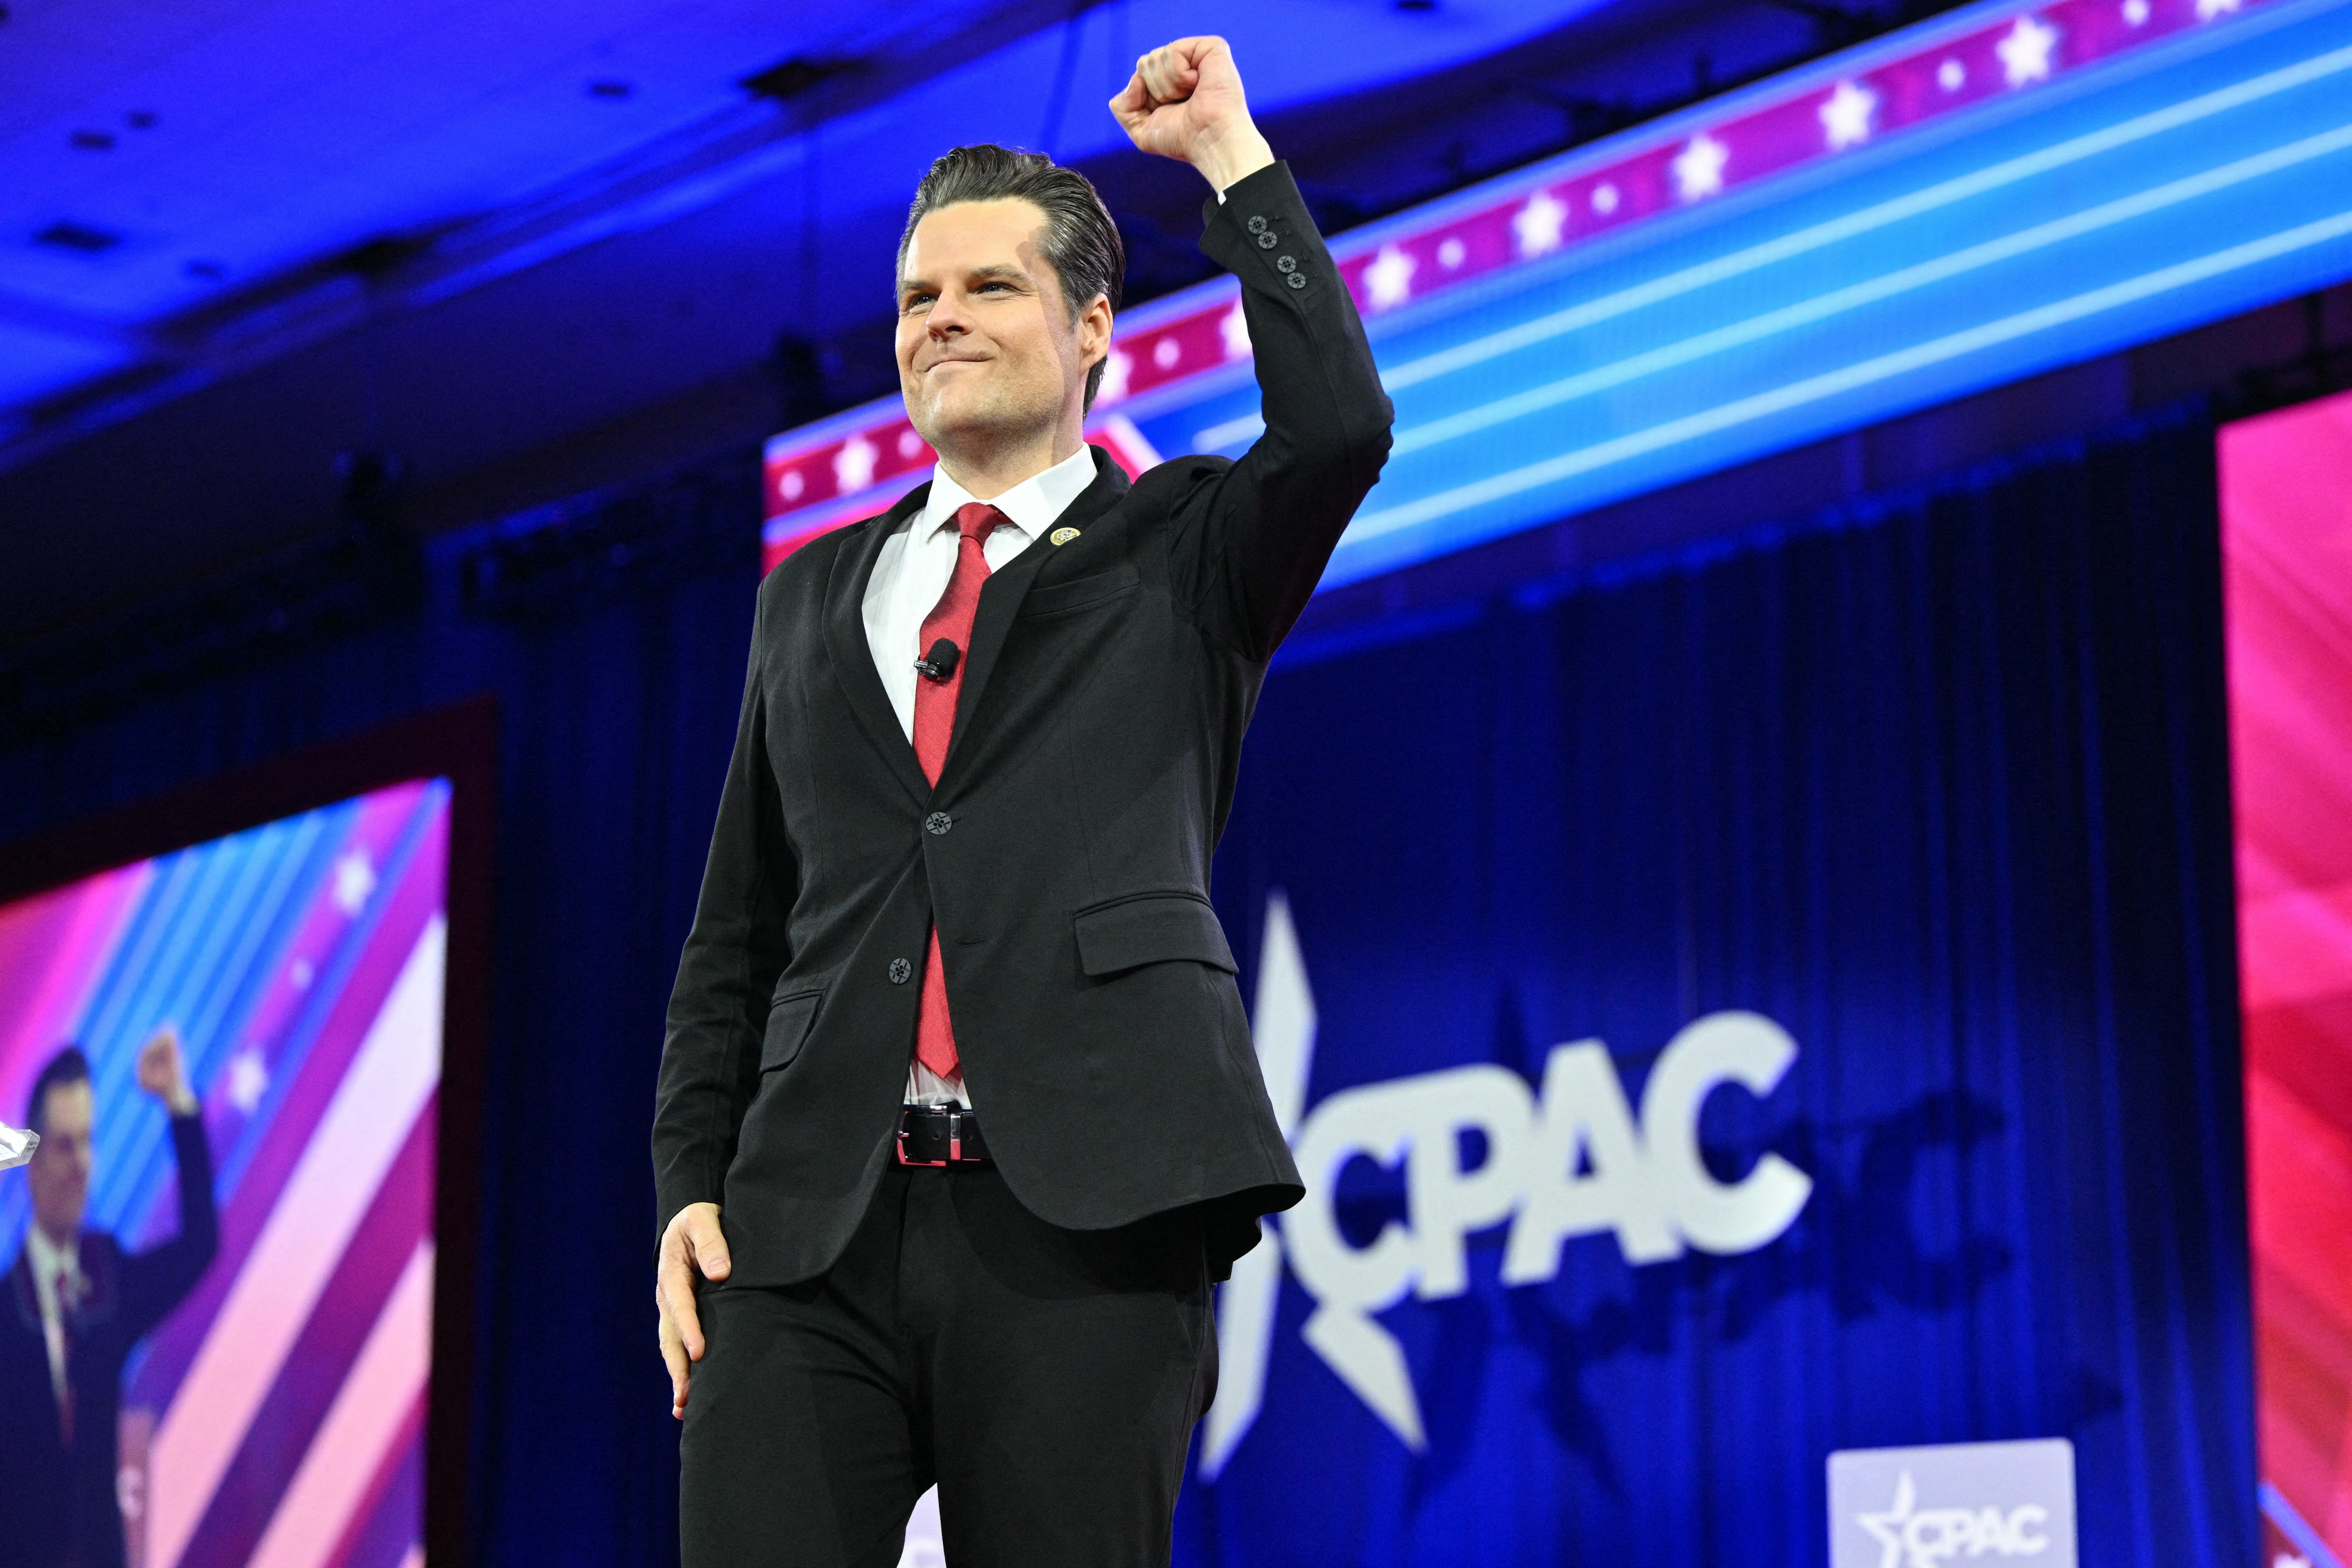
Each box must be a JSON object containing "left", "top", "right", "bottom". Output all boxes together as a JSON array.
[
  {"left": 1, "top": 1032, "right": 218, "bottom": 1568},
  {"left": 652, "top": 35, "right": 1391, "bottom": 1567}
]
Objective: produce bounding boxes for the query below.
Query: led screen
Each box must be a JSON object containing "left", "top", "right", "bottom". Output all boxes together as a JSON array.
[
  {"left": 0, "top": 777, "right": 451, "bottom": 1568},
  {"left": 2220, "top": 386, "right": 2352, "bottom": 1568}
]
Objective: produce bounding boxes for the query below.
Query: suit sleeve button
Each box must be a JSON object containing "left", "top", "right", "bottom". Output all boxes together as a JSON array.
[
  {"left": 1247, "top": 215, "right": 1268, "bottom": 233},
  {"left": 1276, "top": 254, "right": 1297, "bottom": 273},
  {"left": 925, "top": 812, "right": 953, "bottom": 835},
  {"left": 1256, "top": 231, "right": 1278, "bottom": 250},
  {"left": 889, "top": 958, "right": 912, "bottom": 984},
  {"left": 1286, "top": 272, "right": 1308, "bottom": 290}
]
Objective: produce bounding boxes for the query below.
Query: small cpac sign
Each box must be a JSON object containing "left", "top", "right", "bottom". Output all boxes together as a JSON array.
[{"left": 1828, "top": 1438, "right": 2078, "bottom": 1568}]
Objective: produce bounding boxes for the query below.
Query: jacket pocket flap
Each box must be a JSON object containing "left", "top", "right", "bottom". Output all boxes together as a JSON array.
[
  {"left": 761, "top": 989, "right": 822, "bottom": 1071},
  {"left": 1020, "top": 563, "right": 1140, "bottom": 618},
  {"left": 1073, "top": 894, "right": 1237, "bottom": 976}
]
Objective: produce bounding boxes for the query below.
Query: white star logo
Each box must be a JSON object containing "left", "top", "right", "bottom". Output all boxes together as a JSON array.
[
  {"left": 226, "top": 1047, "right": 270, "bottom": 1114},
  {"left": 1512, "top": 189, "right": 1568, "bottom": 257},
  {"left": 2274, "top": 1554, "right": 2312, "bottom": 1568},
  {"left": 1997, "top": 15, "right": 2059, "bottom": 86},
  {"left": 778, "top": 468, "right": 805, "bottom": 502},
  {"left": 896, "top": 428, "right": 924, "bottom": 459},
  {"left": 1364, "top": 245, "right": 1417, "bottom": 310},
  {"left": 2122, "top": 0, "right": 2150, "bottom": 22},
  {"left": 1820, "top": 80, "right": 1878, "bottom": 149},
  {"left": 1199, "top": 891, "right": 1322, "bottom": 1478},
  {"left": 2195, "top": 0, "right": 2240, "bottom": 18},
  {"left": 1097, "top": 348, "right": 1131, "bottom": 403},
  {"left": 1671, "top": 133, "right": 1730, "bottom": 201},
  {"left": 1436, "top": 237, "right": 1465, "bottom": 270},
  {"left": 1938, "top": 57, "right": 1966, "bottom": 91},
  {"left": 1220, "top": 301, "right": 1252, "bottom": 361},
  {"left": 1591, "top": 182, "right": 1620, "bottom": 216},
  {"left": 330, "top": 851, "right": 376, "bottom": 917},
  {"left": 1152, "top": 336, "right": 1181, "bottom": 370},
  {"left": 1856, "top": 1472, "right": 1917, "bottom": 1568},
  {"left": 832, "top": 433, "right": 876, "bottom": 494}
]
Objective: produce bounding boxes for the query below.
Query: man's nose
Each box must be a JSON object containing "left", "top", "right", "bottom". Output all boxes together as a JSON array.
[{"left": 926, "top": 292, "right": 971, "bottom": 337}]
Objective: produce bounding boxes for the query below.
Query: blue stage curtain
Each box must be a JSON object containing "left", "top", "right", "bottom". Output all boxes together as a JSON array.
[
  {"left": 0, "top": 405, "right": 2255, "bottom": 1567},
  {"left": 1189, "top": 403, "right": 2257, "bottom": 1566}
]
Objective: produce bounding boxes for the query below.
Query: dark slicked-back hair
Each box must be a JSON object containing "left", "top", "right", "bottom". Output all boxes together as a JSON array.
[
  {"left": 26, "top": 1046, "right": 92, "bottom": 1137},
  {"left": 898, "top": 144, "right": 1125, "bottom": 410}
]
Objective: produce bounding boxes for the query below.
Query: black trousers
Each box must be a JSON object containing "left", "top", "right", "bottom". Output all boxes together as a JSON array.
[{"left": 679, "top": 1163, "right": 1217, "bottom": 1568}]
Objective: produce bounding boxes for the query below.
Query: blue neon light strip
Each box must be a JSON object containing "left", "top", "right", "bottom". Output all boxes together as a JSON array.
[
  {"left": 1276, "top": 0, "right": 2352, "bottom": 584},
  {"left": 764, "top": 0, "right": 2352, "bottom": 590}
]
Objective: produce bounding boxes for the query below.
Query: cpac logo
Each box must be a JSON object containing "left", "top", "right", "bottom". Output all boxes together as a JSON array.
[
  {"left": 1829, "top": 1439, "right": 2077, "bottom": 1568},
  {"left": 1202, "top": 893, "right": 1814, "bottom": 1470},
  {"left": 1857, "top": 1473, "right": 2052, "bottom": 1568}
]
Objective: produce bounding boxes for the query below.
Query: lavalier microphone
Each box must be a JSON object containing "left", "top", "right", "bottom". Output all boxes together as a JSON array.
[{"left": 915, "top": 638, "right": 961, "bottom": 682}]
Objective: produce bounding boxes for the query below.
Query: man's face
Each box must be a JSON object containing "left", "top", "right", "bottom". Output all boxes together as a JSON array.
[
  {"left": 27, "top": 1080, "right": 93, "bottom": 1243},
  {"left": 896, "top": 199, "right": 1108, "bottom": 455}
]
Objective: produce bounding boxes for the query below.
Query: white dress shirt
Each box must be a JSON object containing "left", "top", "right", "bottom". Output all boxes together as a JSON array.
[
  {"left": 24, "top": 1224, "right": 81, "bottom": 1420},
  {"left": 862, "top": 443, "right": 1099, "bottom": 1107}
]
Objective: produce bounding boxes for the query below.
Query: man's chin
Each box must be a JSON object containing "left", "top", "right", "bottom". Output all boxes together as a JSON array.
[{"left": 913, "top": 399, "right": 1049, "bottom": 454}]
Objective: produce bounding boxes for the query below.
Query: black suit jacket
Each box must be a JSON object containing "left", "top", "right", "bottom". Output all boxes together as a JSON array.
[
  {"left": 653, "top": 162, "right": 1392, "bottom": 1286},
  {"left": 0, "top": 1114, "right": 217, "bottom": 1568}
]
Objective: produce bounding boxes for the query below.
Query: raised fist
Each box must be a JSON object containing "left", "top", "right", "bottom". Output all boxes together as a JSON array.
[
  {"left": 1109, "top": 36, "right": 1274, "bottom": 193},
  {"left": 136, "top": 1026, "right": 198, "bottom": 1116}
]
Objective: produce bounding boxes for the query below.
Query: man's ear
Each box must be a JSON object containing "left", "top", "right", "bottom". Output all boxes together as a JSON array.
[{"left": 1079, "top": 293, "right": 1114, "bottom": 372}]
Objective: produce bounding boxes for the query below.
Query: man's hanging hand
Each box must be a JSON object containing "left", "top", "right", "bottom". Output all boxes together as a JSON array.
[
  {"left": 656, "top": 1201, "right": 730, "bottom": 1419},
  {"left": 1110, "top": 36, "right": 1275, "bottom": 194}
]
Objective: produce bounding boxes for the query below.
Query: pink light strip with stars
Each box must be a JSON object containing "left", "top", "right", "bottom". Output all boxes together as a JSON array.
[{"left": 762, "top": 0, "right": 2275, "bottom": 562}]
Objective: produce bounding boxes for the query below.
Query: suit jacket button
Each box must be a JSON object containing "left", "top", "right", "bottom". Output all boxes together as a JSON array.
[
  {"left": 1247, "top": 215, "right": 1268, "bottom": 234},
  {"left": 1256, "top": 231, "right": 1278, "bottom": 250},
  {"left": 889, "top": 958, "right": 912, "bottom": 984},
  {"left": 1286, "top": 272, "right": 1308, "bottom": 290},
  {"left": 1276, "top": 254, "right": 1297, "bottom": 273},
  {"left": 925, "top": 811, "right": 953, "bottom": 835}
]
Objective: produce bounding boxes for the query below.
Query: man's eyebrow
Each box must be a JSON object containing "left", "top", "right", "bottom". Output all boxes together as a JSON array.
[{"left": 898, "top": 262, "right": 1032, "bottom": 296}]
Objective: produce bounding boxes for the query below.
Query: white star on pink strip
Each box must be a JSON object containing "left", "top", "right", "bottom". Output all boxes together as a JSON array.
[
  {"left": 1820, "top": 81, "right": 1879, "bottom": 149},
  {"left": 1221, "top": 300, "right": 1252, "bottom": 360},
  {"left": 1365, "top": 246, "right": 1418, "bottom": 310},
  {"left": 1096, "top": 349, "right": 1131, "bottom": 404},
  {"left": 1997, "top": 14, "right": 2059, "bottom": 84},
  {"left": 1513, "top": 189, "right": 1569, "bottom": 256},
  {"left": 1671, "top": 133, "right": 1730, "bottom": 201},
  {"left": 832, "top": 432, "right": 876, "bottom": 492}
]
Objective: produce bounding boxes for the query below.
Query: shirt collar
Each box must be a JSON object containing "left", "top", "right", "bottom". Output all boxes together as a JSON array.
[{"left": 920, "top": 443, "right": 1098, "bottom": 545}]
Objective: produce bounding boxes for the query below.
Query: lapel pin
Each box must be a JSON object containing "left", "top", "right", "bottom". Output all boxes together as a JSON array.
[{"left": 1050, "top": 526, "right": 1081, "bottom": 546}]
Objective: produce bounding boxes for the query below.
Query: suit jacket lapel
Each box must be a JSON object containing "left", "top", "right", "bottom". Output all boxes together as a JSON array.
[
  {"left": 7, "top": 1250, "right": 36, "bottom": 1335},
  {"left": 824, "top": 486, "right": 935, "bottom": 810},
  {"left": 944, "top": 448, "right": 1131, "bottom": 770}
]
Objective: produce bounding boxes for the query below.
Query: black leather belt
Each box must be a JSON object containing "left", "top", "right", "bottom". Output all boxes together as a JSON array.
[{"left": 896, "top": 1103, "right": 990, "bottom": 1166}]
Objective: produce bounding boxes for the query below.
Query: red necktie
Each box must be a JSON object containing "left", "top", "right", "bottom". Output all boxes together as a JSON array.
[{"left": 912, "top": 503, "right": 1004, "bottom": 1080}]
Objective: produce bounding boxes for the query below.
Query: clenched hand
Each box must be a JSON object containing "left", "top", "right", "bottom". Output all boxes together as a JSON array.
[{"left": 1110, "top": 36, "right": 1275, "bottom": 194}]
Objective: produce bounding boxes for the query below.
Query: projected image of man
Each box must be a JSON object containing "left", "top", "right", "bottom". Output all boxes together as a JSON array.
[{"left": 0, "top": 1030, "right": 219, "bottom": 1568}]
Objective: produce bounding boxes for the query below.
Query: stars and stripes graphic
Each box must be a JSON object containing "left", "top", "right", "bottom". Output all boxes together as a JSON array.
[
  {"left": 0, "top": 778, "right": 450, "bottom": 1568},
  {"left": 758, "top": 0, "right": 2280, "bottom": 573}
]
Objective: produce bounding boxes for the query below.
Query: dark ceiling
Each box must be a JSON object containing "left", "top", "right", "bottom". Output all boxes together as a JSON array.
[{"left": 0, "top": 0, "right": 1957, "bottom": 654}]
